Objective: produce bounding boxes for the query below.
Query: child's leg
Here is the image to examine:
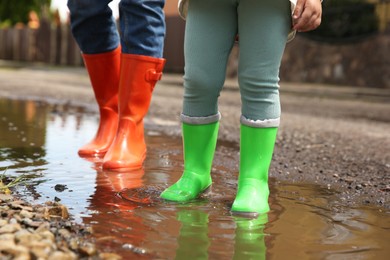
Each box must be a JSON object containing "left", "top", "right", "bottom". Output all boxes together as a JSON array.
[
  {"left": 161, "top": 0, "right": 237, "bottom": 201},
  {"left": 182, "top": 0, "right": 237, "bottom": 117},
  {"left": 238, "top": 0, "right": 290, "bottom": 122},
  {"left": 232, "top": 0, "right": 291, "bottom": 216}
]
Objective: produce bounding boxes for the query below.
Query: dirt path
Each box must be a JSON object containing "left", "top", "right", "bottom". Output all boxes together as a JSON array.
[{"left": 0, "top": 62, "right": 389, "bottom": 210}]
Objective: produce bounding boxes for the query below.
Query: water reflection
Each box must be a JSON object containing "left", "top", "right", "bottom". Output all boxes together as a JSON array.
[
  {"left": 0, "top": 99, "right": 47, "bottom": 172},
  {"left": 1, "top": 98, "right": 389, "bottom": 259},
  {"left": 175, "top": 209, "right": 210, "bottom": 259},
  {"left": 233, "top": 215, "right": 268, "bottom": 260},
  {"left": 84, "top": 167, "right": 152, "bottom": 257},
  {"left": 174, "top": 207, "right": 269, "bottom": 260}
]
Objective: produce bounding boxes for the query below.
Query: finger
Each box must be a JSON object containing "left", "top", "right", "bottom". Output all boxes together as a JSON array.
[
  {"left": 293, "top": 1, "right": 322, "bottom": 32},
  {"left": 293, "top": 0, "right": 305, "bottom": 20},
  {"left": 296, "top": 13, "right": 321, "bottom": 32},
  {"left": 298, "top": 8, "right": 313, "bottom": 28},
  {"left": 293, "top": 7, "right": 313, "bottom": 30}
]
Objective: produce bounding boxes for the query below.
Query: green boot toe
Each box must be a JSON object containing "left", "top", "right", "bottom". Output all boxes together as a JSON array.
[
  {"left": 161, "top": 174, "right": 212, "bottom": 202},
  {"left": 231, "top": 179, "right": 270, "bottom": 216}
]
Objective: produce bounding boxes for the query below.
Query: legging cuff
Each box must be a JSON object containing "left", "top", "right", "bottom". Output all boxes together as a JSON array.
[
  {"left": 240, "top": 115, "right": 280, "bottom": 128},
  {"left": 181, "top": 112, "right": 221, "bottom": 125}
]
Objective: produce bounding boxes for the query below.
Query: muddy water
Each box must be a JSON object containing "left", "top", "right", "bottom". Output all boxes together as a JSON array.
[{"left": 1, "top": 98, "right": 389, "bottom": 259}]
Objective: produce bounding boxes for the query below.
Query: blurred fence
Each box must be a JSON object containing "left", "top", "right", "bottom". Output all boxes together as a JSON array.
[
  {"left": 0, "top": 6, "right": 389, "bottom": 88},
  {"left": 280, "top": 32, "right": 390, "bottom": 89},
  {"left": 0, "top": 20, "right": 82, "bottom": 66},
  {"left": 0, "top": 16, "right": 186, "bottom": 71}
]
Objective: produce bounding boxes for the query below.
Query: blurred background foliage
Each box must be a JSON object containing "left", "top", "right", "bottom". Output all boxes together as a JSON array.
[
  {"left": 303, "top": 0, "right": 389, "bottom": 43},
  {"left": 0, "top": 0, "right": 389, "bottom": 37},
  {"left": 0, "top": 0, "right": 52, "bottom": 28},
  {"left": 0, "top": 0, "right": 388, "bottom": 88}
]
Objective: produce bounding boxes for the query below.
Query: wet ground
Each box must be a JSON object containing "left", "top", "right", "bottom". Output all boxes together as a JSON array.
[
  {"left": 1, "top": 98, "right": 389, "bottom": 259},
  {"left": 0, "top": 63, "right": 390, "bottom": 258}
]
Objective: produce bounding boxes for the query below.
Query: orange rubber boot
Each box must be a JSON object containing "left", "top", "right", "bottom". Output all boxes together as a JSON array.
[
  {"left": 78, "top": 46, "right": 121, "bottom": 157},
  {"left": 102, "top": 54, "right": 166, "bottom": 170}
]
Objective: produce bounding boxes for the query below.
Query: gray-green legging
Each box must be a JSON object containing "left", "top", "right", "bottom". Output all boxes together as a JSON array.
[{"left": 182, "top": 0, "right": 291, "bottom": 127}]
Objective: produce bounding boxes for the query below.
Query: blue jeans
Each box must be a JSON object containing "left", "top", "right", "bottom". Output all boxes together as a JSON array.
[{"left": 67, "top": 0, "right": 166, "bottom": 58}]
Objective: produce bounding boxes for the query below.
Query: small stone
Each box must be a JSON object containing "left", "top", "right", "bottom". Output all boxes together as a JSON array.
[
  {"left": 68, "top": 238, "right": 79, "bottom": 251},
  {"left": 344, "top": 177, "right": 355, "bottom": 184},
  {"left": 19, "top": 209, "right": 33, "bottom": 219},
  {"left": 9, "top": 218, "right": 18, "bottom": 224},
  {"left": 38, "top": 230, "right": 55, "bottom": 242},
  {"left": 30, "top": 240, "right": 56, "bottom": 258},
  {"left": 380, "top": 186, "right": 390, "bottom": 192},
  {"left": 0, "top": 241, "right": 28, "bottom": 256},
  {"left": 0, "top": 219, "right": 7, "bottom": 227},
  {"left": 48, "top": 250, "right": 77, "bottom": 260},
  {"left": 99, "top": 252, "right": 123, "bottom": 260},
  {"left": 35, "top": 222, "right": 51, "bottom": 233},
  {"left": 14, "top": 230, "right": 40, "bottom": 244},
  {"left": 78, "top": 243, "right": 97, "bottom": 256},
  {"left": 0, "top": 223, "right": 22, "bottom": 234},
  {"left": 0, "top": 194, "right": 13, "bottom": 202},
  {"left": 44, "top": 204, "right": 69, "bottom": 219},
  {"left": 22, "top": 218, "right": 43, "bottom": 228},
  {"left": 0, "top": 233, "right": 15, "bottom": 241},
  {"left": 54, "top": 184, "right": 67, "bottom": 192},
  {"left": 58, "top": 228, "right": 71, "bottom": 239}
]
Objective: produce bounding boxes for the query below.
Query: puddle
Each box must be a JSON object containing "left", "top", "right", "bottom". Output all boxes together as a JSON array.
[{"left": 1, "top": 98, "right": 389, "bottom": 259}]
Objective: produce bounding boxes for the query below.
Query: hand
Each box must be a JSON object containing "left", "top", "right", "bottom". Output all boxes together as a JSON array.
[{"left": 292, "top": 0, "right": 322, "bottom": 32}]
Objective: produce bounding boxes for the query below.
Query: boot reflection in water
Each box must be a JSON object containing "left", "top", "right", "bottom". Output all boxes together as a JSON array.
[
  {"left": 67, "top": 0, "right": 166, "bottom": 168},
  {"left": 91, "top": 168, "right": 145, "bottom": 213},
  {"left": 85, "top": 168, "right": 147, "bottom": 248},
  {"left": 175, "top": 210, "right": 210, "bottom": 259},
  {"left": 233, "top": 214, "right": 268, "bottom": 260}
]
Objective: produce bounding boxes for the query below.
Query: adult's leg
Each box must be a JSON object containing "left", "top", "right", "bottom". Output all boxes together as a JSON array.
[
  {"left": 67, "top": 0, "right": 119, "bottom": 54},
  {"left": 102, "top": 0, "right": 166, "bottom": 170},
  {"left": 67, "top": 0, "right": 121, "bottom": 157},
  {"left": 118, "top": 0, "right": 165, "bottom": 57}
]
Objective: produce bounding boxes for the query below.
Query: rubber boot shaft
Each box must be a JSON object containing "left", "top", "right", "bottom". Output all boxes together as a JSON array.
[
  {"left": 78, "top": 46, "right": 121, "bottom": 157},
  {"left": 231, "top": 125, "right": 277, "bottom": 216},
  {"left": 160, "top": 121, "right": 219, "bottom": 201},
  {"left": 102, "top": 54, "right": 165, "bottom": 170}
]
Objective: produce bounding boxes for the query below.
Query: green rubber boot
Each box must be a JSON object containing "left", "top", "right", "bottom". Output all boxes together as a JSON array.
[
  {"left": 231, "top": 125, "right": 277, "bottom": 217},
  {"left": 160, "top": 122, "right": 219, "bottom": 202}
]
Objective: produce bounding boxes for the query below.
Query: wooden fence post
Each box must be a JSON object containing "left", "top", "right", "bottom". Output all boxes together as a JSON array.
[
  {"left": 5, "top": 29, "right": 14, "bottom": 60},
  {"left": 35, "top": 19, "right": 51, "bottom": 63}
]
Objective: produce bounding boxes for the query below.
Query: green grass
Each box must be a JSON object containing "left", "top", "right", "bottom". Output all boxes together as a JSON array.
[{"left": 0, "top": 170, "right": 28, "bottom": 194}]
